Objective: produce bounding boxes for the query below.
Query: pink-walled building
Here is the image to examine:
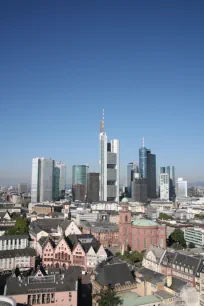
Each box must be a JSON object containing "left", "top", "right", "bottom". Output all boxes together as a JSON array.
[
  {"left": 42, "top": 234, "right": 107, "bottom": 271},
  {"left": 119, "top": 198, "right": 166, "bottom": 252},
  {"left": 4, "top": 267, "right": 79, "bottom": 306}
]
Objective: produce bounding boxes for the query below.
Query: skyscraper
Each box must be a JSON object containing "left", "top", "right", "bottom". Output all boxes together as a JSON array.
[
  {"left": 87, "top": 172, "right": 99, "bottom": 203},
  {"left": 160, "top": 173, "right": 170, "bottom": 200},
  {"left": 31, "top": 157, "right": 54, "bottom": 203},
  {"left": 55, "top": 161, "right": 66, "bottom": 191},
  {"left": 99, "top": 110, "right": 120, "bottom": 202},
  {"left": 127, "top": 162, "right": 139, "bottom": 198},
  {"left": 176, "top": 178, "right": 188, "bottom": 198},
  {"left": 160, "top": 166, "right": 175, "bottom": 199},
  {"left": 131, "top": 178, "right": 148, "bottom": 203},
  {"left": 72, "top": 165, "right": 88, "bottom": 201},
  {"left": 139, "top": 138, "right": 156, "bottom": 199}
]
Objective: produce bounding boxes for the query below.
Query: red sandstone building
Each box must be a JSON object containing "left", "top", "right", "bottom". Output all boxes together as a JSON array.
[{"left": 119, "top": 198, "right": 166, "bottom": 252}]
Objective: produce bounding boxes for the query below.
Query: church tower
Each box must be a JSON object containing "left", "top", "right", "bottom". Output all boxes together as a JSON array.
[{"left": 119, "top": 197, "right": 132, "bottom": 253}]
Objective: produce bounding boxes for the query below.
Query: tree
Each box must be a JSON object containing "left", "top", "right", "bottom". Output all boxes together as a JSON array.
[
  {"left": 6, "top": 217, "right": 29, "bottom": 235},
  {"left": 159, "top": 213, "right": 173, "bottom": 220},
  {"left": 94, "top": 286, "right": 123, "bottom": 306},
  {"left": 188, "top": 242, "right": 196, "bottom": 249},
  {"left": 168, "top": 229, "right": 186, "bottom": 248}
]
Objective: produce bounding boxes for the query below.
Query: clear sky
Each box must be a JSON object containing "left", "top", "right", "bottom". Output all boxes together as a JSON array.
[{"left": 0, "top": 0, "right": 203, "bottom": 186}]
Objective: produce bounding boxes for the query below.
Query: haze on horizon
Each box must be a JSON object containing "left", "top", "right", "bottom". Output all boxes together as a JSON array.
[{"left": 0, "top": 0, "right": 203, "bottom": 186}]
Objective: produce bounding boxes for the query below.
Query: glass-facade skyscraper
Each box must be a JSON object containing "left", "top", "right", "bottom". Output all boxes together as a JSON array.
[
  {"left": 127, "top": 163, "right": 134, "bottom": 198},
  {"left": 72, "top": 165, "right": 88, "bottom": 201},
  {"left": 31, "top": 157, "right": 54, "bottom": 203},
  {"left": 72, "top": 165, "right": 88, "bottom": 186},
  {"left": 139, "top": 139, "right": 156, "bottom": 199}
]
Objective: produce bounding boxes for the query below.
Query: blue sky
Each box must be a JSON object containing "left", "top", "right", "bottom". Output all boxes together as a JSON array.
[{"left": 0, "top": 0, "right": 203, "bottom": 185}]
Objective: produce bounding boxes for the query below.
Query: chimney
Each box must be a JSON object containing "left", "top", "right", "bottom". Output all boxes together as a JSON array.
[{"left": 167, "top": 275, "right": 172, "bottom": 287}]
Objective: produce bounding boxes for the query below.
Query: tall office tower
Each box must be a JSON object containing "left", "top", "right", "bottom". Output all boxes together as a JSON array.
[
  {"left": 87, "top": 173, "right": 99, "bottom": 203},
  {"left": 55, "top": 161, "right": 66, "bottom": 199},
  {"left": 131, "top": 178, "right": 148, "bottom": 203},
  {"left": 176, "top": 178, "right": 188, "bottom": 198},
  {"left": 160, "top": 173, "right": 170, "bottom": 200},
  {"left": 139, "top": 138, "right": 156, "bottom": 199},
  {"left": 72, "top": 165, "right": 89, "bottom": 201},
  {"left": 55, "top": 161, "right": 66, "bottom": 191},
  {"left": 127, "top": 162, "right": 140, "bottom": 198},
  {"left": 18, "top": 183, "right": 28, "bottom": 194},
  {"left": 127, "top": 163, "right": 134, "bottom": 198},
  {"left": 52, "top": 166, "right": 60, "bottom": 201},
  {"left": 31, "top": 157, "right": 54, "bottom": 203},
  {"left": 99, "top": 110, "right": 120, "bottom": 202},
  {"left": 160, "top": 166, "right": 175, "bottom": 199}
]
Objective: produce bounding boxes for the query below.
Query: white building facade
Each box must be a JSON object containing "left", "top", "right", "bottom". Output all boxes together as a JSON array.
[
  {"left": 176, "top": 177, "right": 188, "bottom": 198},
  {"left": 160, "top": 173, "right": 170, "bottom": 200},
  {"left": 99, "top": 110, "right": 120, "bottom": 203},
  {"left": 31, "top": 157, "right": 54, "bottom": 203}
]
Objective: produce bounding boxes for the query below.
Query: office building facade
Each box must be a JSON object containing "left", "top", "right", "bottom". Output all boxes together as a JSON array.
[
  {"left": 31, "top": 158, "right": 54, "bottom": 203},
  {"left": 131, "top": 178, "right": 148, "bottom": 203},
  {"left": 176, "top": 178, "right": 188, "bottom": 198},
  {"left": 55, "top": 161, "right": 66, "bottom": 191},
  {"left": 99, "top": 111, "right": 120, "bottom": 202},
  {"left": 160, "top": 166, "right": 175, "bottom": 199},
  {"left": 72, "top": 165, "right": 88, "bottom": 201},
  {"left": 87, "top": 173, "right": 99, "bottom": 202},
  {"left": 139, "top": 139, "right": 156, "bottom": 199},
  {"left": 127, "top": 163, "right": 134, "bottom": 198},
  {"left": 160, "top": 173, "right": 170, "bottom": 200}
]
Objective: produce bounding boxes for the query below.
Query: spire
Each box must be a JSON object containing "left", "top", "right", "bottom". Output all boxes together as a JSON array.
[
  {"left": 142, "top": 136, "right": 145, "bottom": 148},
  {"left": 100, "top": 109, "right": 105, "bottom": 133}
]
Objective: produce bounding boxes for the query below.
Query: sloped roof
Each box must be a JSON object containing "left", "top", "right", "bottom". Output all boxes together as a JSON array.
[
  {"left": 66, "top": 234, "right": 101, "bottom": 253},
  {"left": 38, "top": 236, "right": 55, "bottom": 249},
  {"left": 145, "top": 246, "right": 165, "bottom": 262},
  {"left": 172, "top": 253, "right": 201, "bottom": 275},
  {"left": 95, "top": 259, "right": 134, "bottom": 287},
  {"left": 60, "top": 218, "right": 72, "bottom": 231}
]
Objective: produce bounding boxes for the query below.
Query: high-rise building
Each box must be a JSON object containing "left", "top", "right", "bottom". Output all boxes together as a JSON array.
[
  {"left": 87, "top": 173, "right": 99, "bottom": 203},
  {"left": 18, "top": 183, "right": 28, "bottom": 194},
  {"left": 176, "top": 178, "right": 188, "bottom": 198},
  {"left": 72, "top": 165, "right": 88, "bottom": 201},
  {"left": 31, "top": 158, "right": 54, "bottom": 203},
  {"left": 160, "top": 166, "right": 175, "bottom": 200},
  {"left": 55, "top": 161, "right": 66, "bottom": 199},
  {"left": 147, "top": 149, "right": 156, "bottom": 199},
  {"left": 160, "top": 173, "right": 170, "bottom": 200},
  {"left": 52, "top": 166, "right": 60, "bottom": 201},
  {"left": 126, "top": 162, "right": 139, "bottom": 198},
  {"left": 127, "top": 163, "right": 134, "bottom": 198},
  {"left": 99, "top": 110, "right": 120, "bottom": 202},
  {"left": 139, "top": 138, "right": 156, "bottom": 199},
  {"left": 131, "top": 178, "right": 148, "bottom": 203},
  {"left": 55, "top": 161, "right": 66, "bottom": 191}
]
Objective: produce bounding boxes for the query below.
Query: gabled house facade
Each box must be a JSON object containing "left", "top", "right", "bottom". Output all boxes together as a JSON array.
[
  {"left": 41, "top": 234, "right": 107, "bottom": 271},
  {"left": 142, "top": 246, "right": 166, "bottom": 273}
]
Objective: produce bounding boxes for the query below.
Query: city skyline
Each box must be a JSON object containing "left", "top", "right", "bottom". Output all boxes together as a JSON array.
[{"left": 0, "top": 1, "right": 203, "bottom": 185}]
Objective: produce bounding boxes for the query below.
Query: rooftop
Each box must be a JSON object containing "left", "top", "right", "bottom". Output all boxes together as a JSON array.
[
  {"left": 5, "top": 266, "right": 80, "bottom": 295},
  {"left": 132, "top": 219, "right": 159, "bottom": 227},
  {"left": 117, "top": 292, "right": 160, "bottom": 306},
  {"left": 0, "top": 248, "right": 36, "bottom": 259}
]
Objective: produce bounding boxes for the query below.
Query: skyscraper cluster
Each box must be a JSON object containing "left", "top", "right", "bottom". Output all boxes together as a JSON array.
[
  {"left": 126, "top": 138, "right": 157, "bottom": 203},
  {"left": 31, "top": 111, "right": 187, "bottom": 204}
]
